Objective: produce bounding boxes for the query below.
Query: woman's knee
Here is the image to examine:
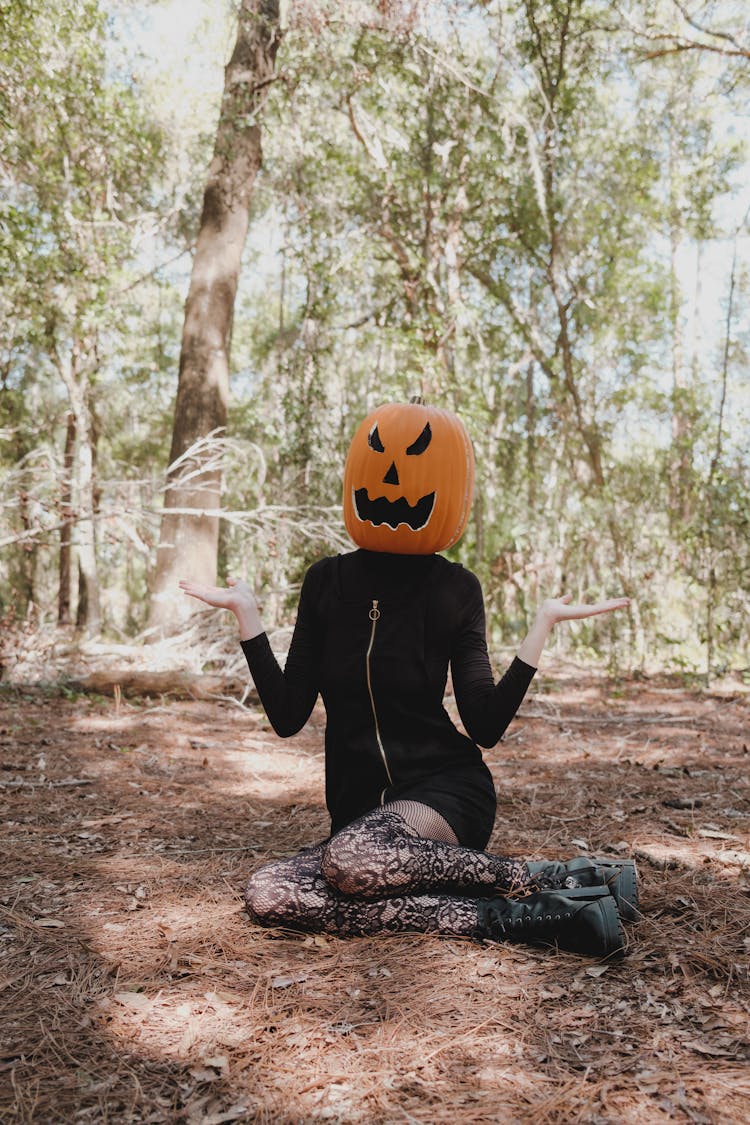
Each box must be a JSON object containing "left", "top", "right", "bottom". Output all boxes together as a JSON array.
[
  {"left": 244, "top": 859, "right": 310, "bottom": 925},
  {"left": 321, "top": 812, "right": 403, "bottom": 895},
  {"left": 244, "top": 864, "right": 281, "bottom": 924},
  {"left": 320, "top": 829, "right": 360, "bottom": 893},
  {"left": 244, "top": 845, "right": 326, "bottom": 925}
]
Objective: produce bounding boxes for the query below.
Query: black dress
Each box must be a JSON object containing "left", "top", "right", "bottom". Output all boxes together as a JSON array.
[{"left": 241, "top": 550, "right": 535, "bottom": 850}]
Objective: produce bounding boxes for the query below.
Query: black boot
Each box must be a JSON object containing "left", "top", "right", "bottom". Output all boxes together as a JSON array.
[
  {"left": 476, "top": 886, "right": 626, "bottom": 958},
  {"left": 526, "top": 857, "right": 641, "bottom": 922}
]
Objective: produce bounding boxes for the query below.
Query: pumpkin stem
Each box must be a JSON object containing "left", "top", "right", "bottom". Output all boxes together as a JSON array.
[{"left": 409, "top": 394, "right": 424, "bottom": 405}]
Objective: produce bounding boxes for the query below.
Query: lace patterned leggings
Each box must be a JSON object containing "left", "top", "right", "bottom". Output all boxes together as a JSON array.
[{"left": 245, "top": 801, "right": 533, "bottom": 939}]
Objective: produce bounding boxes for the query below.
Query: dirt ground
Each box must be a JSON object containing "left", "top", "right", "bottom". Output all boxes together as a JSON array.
[{"left": 1, "top": 666, "right": 749, "bottom": 1124}]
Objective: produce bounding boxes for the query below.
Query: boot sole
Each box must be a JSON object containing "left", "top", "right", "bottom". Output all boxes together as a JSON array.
[
  {"left": 590, "top": 857, "right": 641, "bottom": 923},
  {"left": 566, "top": 856, "right": 642, "bottom": 923},
  {"left": 570, "top": 892, "right": 627, "bottom": 957},
  {"left": 538, "top": 892, "right": 626, "bottom": 957},
  {"left": 594, "top": 894, "right": 627, "bottom": 958}
]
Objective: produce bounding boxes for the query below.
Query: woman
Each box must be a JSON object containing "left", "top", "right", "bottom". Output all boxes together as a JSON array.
[{"left": 180, "top": 401, "right": 635, "bottom": 957}]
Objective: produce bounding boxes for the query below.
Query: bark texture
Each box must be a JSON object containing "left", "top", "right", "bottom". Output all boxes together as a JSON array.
[
  {"left": 57, "top": 411, "right": 76, "bottom": 625},
  {"left": 55, "top": 336, "right": 101, "bottom": 635},
  {"left": 148, "top": 0, "right": 283, "bottom": 635}
]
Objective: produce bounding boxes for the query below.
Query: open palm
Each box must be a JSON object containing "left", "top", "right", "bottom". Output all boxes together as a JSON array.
[
  {"left": 542, "top": 594, "right": 630, "bottom": 624},
  {"left": 178, "top": 576, "right": 257, "bottom": 613}
]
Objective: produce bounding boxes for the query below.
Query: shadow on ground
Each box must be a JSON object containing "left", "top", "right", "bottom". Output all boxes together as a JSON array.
[{"left": 1, "top": 673, "right": 749, "bottom": 1122}]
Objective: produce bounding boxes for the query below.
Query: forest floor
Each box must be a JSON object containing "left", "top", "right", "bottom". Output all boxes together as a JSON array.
[{"left": 1, "top": 665, "right": 749, "bottom": 1124}]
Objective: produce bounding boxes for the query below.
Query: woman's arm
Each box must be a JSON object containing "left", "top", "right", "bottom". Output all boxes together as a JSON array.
[
  {"left": 450, "top": 575, "right": 535, "bottom": 747},
  {"left": 178, "top": 576, "right": 263, "bottom": 641},
  {"left": 452, "top": 577, "right": 629, "bottom": 748},
  {"left": 179, "top": 571, "right": 321, "bottom": 737},
  {"left": 517, "top": 594, "right": 630, "bottom": 669}
]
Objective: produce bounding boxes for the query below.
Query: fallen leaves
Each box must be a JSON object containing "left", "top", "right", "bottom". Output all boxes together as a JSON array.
[
  {"left": 114, "top": 990, "right": 152, "bottom": 1011},
  {"left": 2, "top": 681, "right": 749, "bottom": 1124},
  {"left": 270, "top": 970, "right": 309, "bottom": 989}
]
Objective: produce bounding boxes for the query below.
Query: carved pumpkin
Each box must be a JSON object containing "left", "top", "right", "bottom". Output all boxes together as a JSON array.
[{"left": 343, "top": 398, "right": 475, "bottom": 554}]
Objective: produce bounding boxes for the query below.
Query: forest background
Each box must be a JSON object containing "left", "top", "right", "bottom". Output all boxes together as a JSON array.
[{"left": 1, "top": 0, "right": 749, "bottom": 685}]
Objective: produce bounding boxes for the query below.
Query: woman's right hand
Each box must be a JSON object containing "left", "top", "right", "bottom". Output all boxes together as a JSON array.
[
  {"left": 178, "top": 575, "right": 255, "bottom": 611},
  {"left": 179, "top": 576, "right": 264, "bottom": 640}
]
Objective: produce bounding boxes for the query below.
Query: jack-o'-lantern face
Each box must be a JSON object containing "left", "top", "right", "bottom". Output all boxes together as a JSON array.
[{"left": 343, "top": 399, "right": 475, "bottom": 554}]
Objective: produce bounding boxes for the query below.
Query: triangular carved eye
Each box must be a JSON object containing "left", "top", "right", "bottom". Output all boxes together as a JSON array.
[
  {"left": 406, "top": 422, "right": 432, "bottom": 456},
  {"left": 368, "top": 424, "right": 385, "bottom": 452}
]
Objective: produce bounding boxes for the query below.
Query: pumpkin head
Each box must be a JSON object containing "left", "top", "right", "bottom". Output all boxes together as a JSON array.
[{"left": 343, "top": 399, "right": 475, "bottom": 554}]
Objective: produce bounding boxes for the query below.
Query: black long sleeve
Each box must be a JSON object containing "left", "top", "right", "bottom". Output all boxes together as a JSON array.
[
  {"left": 449, "top": 569, "right": 536, "bottom": 748},
  {"left": 240, "top": 562, "right": 323, "bottom": 737},
  {"left": 241, "top": 553, "right": 535, "bottom": 749}
]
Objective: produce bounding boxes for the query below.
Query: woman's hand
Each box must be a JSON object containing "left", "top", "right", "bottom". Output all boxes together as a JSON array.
[
  {"left": 539, "top": 593, "right": 630, "bottom": 626},
  {"left": 178, "top": 576, "right": 264, "bottom": 641},
  {"left": 179, "top": 576, "right": 256, "bottom": 612},
  {"left": 517, "top": 592, "right": 630, "bottom": 669}
]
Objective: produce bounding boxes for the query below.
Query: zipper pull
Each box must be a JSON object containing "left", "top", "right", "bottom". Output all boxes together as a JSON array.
[{"left": 369, "top": 599, "right": 380, "bottom": 621}]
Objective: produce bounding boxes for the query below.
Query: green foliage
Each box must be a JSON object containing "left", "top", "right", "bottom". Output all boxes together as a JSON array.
[
  {"left": 0, "top": 0, "right": 174, "bottom": 627},
  {"left": 228, "top": 0, "right": 749, "bottom": 672},
  {"left": 0, "top": 0, "right": 748, "bottom": 673}
]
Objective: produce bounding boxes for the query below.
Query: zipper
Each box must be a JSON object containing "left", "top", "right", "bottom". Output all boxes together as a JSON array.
[{"left": 366, "top": 599, "right": 394, "bottom": 786}]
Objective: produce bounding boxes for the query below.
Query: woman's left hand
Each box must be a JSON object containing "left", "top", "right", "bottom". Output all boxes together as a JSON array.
[
  {"left": 540, "top": 594, "right": 630, "bottom": 626},
  {"left": 517, "top": 593, "right": 631, "bottom": 668}
]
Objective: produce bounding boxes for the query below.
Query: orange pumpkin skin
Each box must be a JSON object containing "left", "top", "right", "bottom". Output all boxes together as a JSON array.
[{"left": 342, "top": 401, "right": 475, "bottom": 554}]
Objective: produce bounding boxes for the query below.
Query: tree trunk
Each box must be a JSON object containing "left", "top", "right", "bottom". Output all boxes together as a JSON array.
[
  {"left": 525, "top": 359, "right": 536, "bottom": 512},
  {"left": 72, "top": 383, "right": 101, "bottom": 634},
  {"left": 56, "top": 336, "right": 101, "bottom": 635},
  {"left": 148, "top": 0, "right": 283, "bottom": 635},
  {"left": 17, "top": 489, "right": 35, "bottom": 615},
  {"left": 58, "top": 411, "right": 76, "bottom": 625},
  {"left": 669, "top": 217, "right": 690, "bottom": 518},
  {"left": 667, "top": 105, "right": 691, "bottom": 522}
]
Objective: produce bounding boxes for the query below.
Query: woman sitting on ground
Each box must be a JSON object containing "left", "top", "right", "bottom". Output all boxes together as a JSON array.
[{"left": 180, "top": 399, "right": 637, "bottom": 957}]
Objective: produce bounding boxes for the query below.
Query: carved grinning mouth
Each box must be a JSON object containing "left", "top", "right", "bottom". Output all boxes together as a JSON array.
[{"left": 353, "top": 487, "right": 436, "bottom": 531}]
